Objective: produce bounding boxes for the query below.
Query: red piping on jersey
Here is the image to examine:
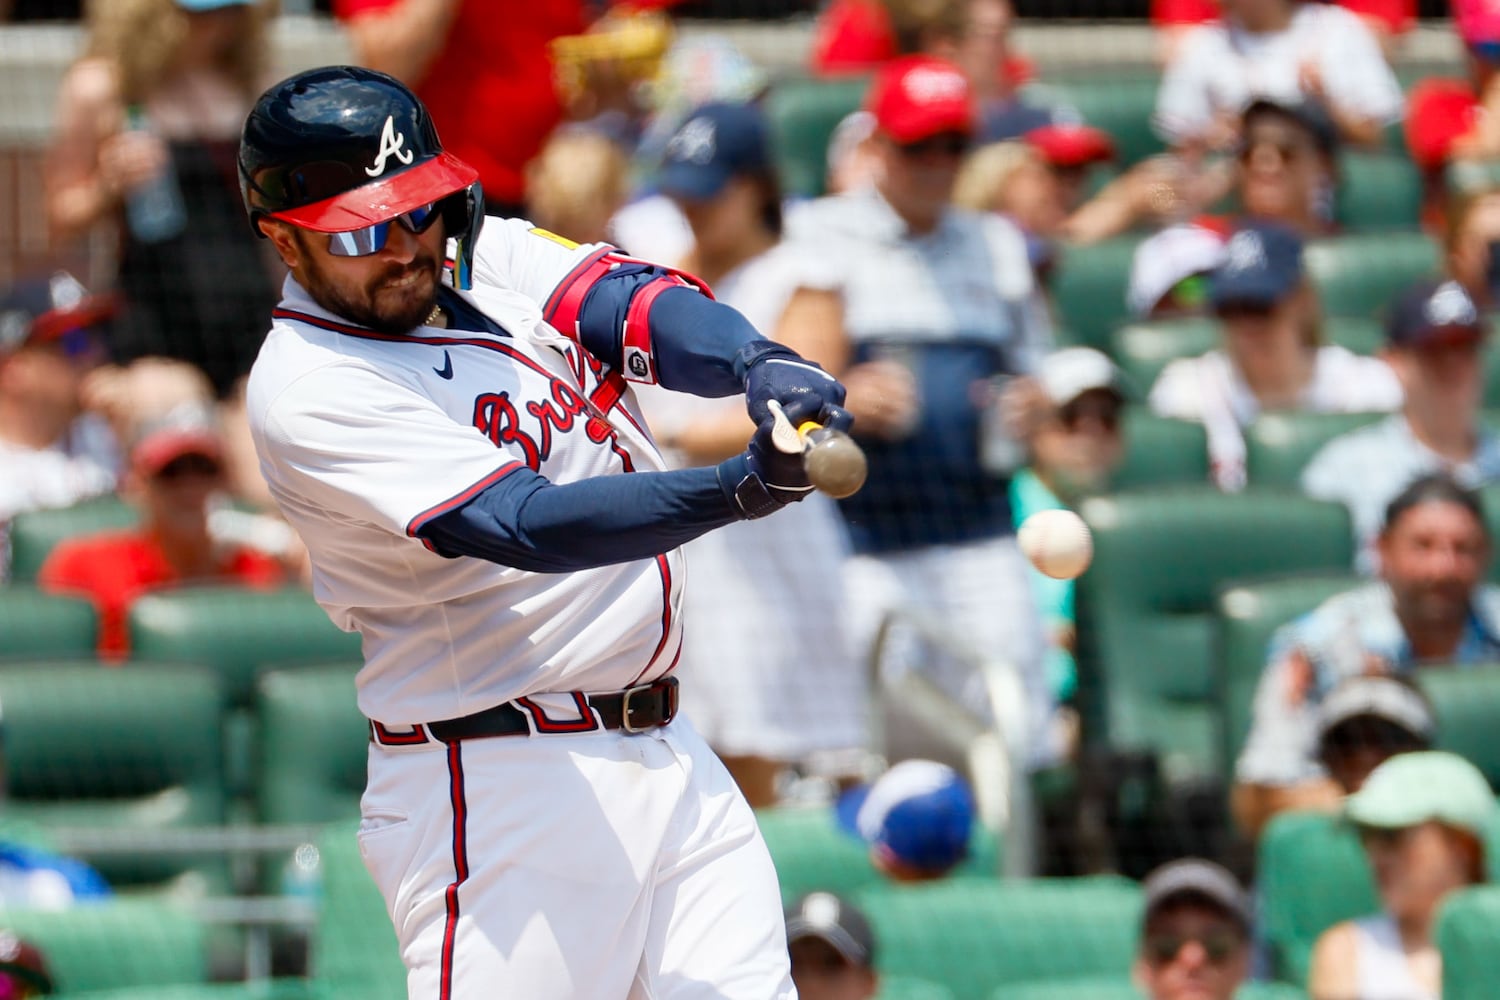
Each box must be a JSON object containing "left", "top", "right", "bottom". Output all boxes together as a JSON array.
[
  {"left": 439, "top": 740, "right": 469, "bottom": 1000},
  {"left": 405, "top": 463, "right": 523, "bottom": 551},
  {"left": 628, "top": 553, "right": 675, "bottom": 686}
]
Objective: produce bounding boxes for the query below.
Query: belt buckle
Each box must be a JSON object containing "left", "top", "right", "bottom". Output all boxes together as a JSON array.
[{"left": 620, "top": 680, "right": 672, "bottom": 733}]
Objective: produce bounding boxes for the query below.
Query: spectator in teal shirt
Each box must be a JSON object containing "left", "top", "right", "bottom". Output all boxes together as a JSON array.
[{"left": 1010, "top": 347, "right": 1126, "bottom": 703}]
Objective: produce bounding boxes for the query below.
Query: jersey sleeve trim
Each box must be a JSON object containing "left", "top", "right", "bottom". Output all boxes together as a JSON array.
[
  {"left": 404, "top": 461, "right": 526, "bottom": 552},
  {"left": 541, "top": 247, "right": 616, "bottom": 341}
]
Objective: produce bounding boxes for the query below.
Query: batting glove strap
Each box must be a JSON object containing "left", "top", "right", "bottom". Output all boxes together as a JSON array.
[{"left": 716, "top": 455, "right": 813, "bottom": 520}]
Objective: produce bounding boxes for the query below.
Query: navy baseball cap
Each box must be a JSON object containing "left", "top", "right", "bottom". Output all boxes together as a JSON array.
[
  {"left": 836, "top": 760, "right": 975, "bottom": 875},
  {"left": 1209, "top": 222, "right": 1305, "bottom": 311},
  {"left": 0, "top": 272, "right": 113, "bottom": 360},
  {"left": 1242, "top": 98, "right": 1339, "bottom": 159},
  {"left": 657, "top": 102, "right": 771, "bottom": 201},
  {"left": 1385, "top": 279, "right": 1485, "bottom": 349}
]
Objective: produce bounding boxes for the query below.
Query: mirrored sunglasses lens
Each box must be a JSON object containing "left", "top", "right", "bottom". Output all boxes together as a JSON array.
[
  {"left": 327, "top": 221, "right": 391, "bottom": 257},
  {"left": 400, "top": 202, "right": 440, "bottom": 233}
]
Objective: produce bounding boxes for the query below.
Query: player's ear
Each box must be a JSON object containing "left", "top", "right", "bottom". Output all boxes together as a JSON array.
[{"left": 259, "top": 219, "right": 303, "bottom": 269}]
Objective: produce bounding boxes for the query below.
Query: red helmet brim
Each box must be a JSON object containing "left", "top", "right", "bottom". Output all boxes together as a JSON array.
[{"left": 268, "top": 152, "right": 479, "bottom": 233}]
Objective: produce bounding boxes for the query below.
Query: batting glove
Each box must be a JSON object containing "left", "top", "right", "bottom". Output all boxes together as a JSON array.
[
  {"left": 736, "top": 341, "right": 848, "bottom": 431},
  {"left": 718, "top": 404, "right": 854, "bottom": 519}
]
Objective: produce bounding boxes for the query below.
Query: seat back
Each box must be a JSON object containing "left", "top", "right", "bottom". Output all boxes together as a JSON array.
[
  {"left": 0, "top": 661, "right": 226, "bottom": 885},
  {"left": 1436, "top": 885, "right": 1500, "bottom": 1000},
  {"left": 1416, "top": 667, "right": 1500, "bottom": 791},
  {"left": 755, "top": 805, "right": 1001, "bottom": 906},
  {"left": 1215, "top": 574, "right": 1363, "bottom": 772},
  {"left": 1051, "top": 237, "right": 1143, "bottom": 352},
  {"left": 1258, "top": 810, "right": 1379, "bottom": 985},
  {"left": 1111, "top": 410, "right": 1210, "bottom": 491},
  {"left": 256, "top": 665, "right": 366, "bottom": 824},
  {"left": 7, "top": 497, "right": 138, "bottom": 583},
  {"left": 764, "top": 74, "right": 870, "bottom": 198},
  {"left": 1244, "top": 412, "right": 1390, "bottom": 490},
  {"left": 0, "top": 585, "right": 97, "bottom": 660},
  {"left": 1334, "top": 151, "right": 1422, "bottom": 231},
  {"left": 0, "top": 899, "right": 207, "bottom": 992},
  {"left": 129, "top": 586, "right": 362, "bottom": 707},
  {"left": 855, "top": 876, "right": 1142, "bottom": 1000},
  {"left": 1075, "top": 489, "right": 1352, "bottom": 781},
  {"left": 989, "top": 979, "right": 1307, "bottom": 1000},
  {"left": 311, "top": 818, "right": 405, "bottom": 1000},
  {"left": 1305, "top": 233, "right": 1439, "bottom": 318}
]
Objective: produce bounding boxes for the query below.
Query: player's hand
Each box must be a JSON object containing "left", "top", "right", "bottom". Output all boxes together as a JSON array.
[
  {"left": 736, "top": 341, "right": 847, "bottom": 431},
  {"left": 721, "top": 406, "right": 854, "bottom": 519}
]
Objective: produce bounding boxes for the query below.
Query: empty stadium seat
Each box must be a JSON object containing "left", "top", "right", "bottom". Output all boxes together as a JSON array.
[
  {"left": 1052, "top": 237, "right": 1144, "bottom": 352},
  {"left": 0, "top": 899, "right": 207, "bottom": 993},
  {"left": 854, "top": 876, "right": 1141, "bottom": 1000},
  {"left": 0, "top": 662, "right": 226, "bottom": 886},
  {"left": 1075, "top": 489, "right": 1353, "bottom": 783},
  {"left": 1110, "top": 410, "right": 1209, "bottom": 491},
  {"left": 6, "top": 497, "right": 138, "bottom": 583},
  {"left": 1436, "top": 885, "right": 1500, "bottom": 1000},
  {"left": 256, "top": 666, "right": 366, "bottom": 825},
  {"left": 1335, "top": 151, "right": 1422, "bottom": 231},
  {"left": 1305, "top": 233, "right": 1439, "bottom": 318},
  {"left": 1258, "top": 810, "right": 1378, "bottom": 985},
  {"left": 879, "top": 978, "right": 958, "bottom": 1000},
  {"left": 1416, "top": 667, "right": 1500, "bottom": 793},
  {"left": 755, "top": 805, "right": 1001, "bottom": 906},
  {"left": 48, "top": 982, "right": 316, "bottom": 1000},
  {"left": 128, "top": 586, "right": 362, "bottom": 707},
  {"left": 764, "top": 74, "right": 869, "bottom": 198},
  {"left": 0, "top": 585, "right": 96, "bottom": 660},
  {"left": 1215, "top": 574, "right": 1363, "bottom": 773},
  {"left": 1244, "top": 411, "right": 1389, "bottom": 490},
  {"left": 311, "top": 819, "right": 404, "bottom": 1000}
]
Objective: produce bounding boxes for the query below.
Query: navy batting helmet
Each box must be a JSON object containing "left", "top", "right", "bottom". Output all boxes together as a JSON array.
[{"left": 238, "top": 66, "right": 484, "bottom": 289}]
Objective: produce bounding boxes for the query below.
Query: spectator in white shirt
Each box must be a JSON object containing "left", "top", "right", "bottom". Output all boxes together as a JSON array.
[
  {"left": 1149, "top": 221, "right": 1403, "bottom": 491},
  {"left": 1154, "top": 0, "right": 1403, "bottom": 151}
]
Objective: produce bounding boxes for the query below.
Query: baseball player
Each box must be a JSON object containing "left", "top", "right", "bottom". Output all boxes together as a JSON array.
[{"left": 238, "top": 67, "right": 850, "bottom": 999}]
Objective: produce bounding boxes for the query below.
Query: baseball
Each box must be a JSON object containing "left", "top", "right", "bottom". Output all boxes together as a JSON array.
[{"left": 1018, "top": 509, "right": 1093, "bottom": 580}]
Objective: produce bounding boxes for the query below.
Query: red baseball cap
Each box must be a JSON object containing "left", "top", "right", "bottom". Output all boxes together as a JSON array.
[
  {"left": 866, "top": 56, "right": 976, "bottom": 144},
  {"left": 1024, "top": 123, "right": 1116, "bottom": 169},
  {"left": 130, "top": 407, "right": 224, "bottom": 477},
  {"left": 1405, "top": 81, "right": 1483, "bottom": 172}
]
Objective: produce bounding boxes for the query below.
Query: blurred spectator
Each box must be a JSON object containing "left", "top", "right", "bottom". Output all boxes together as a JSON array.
[
  {"left": 1308, "top": 751, "right": 1496, "bottom": 1000},
  {"left": 1127, "top": 223, "right": 1228, "bottom": 319},
  {"left": 825, "top": 110, "right": 880, "bottom": 196},
  {"left": 524, "top": 126, "right": 631, "bottom": 246},
  {"left": 1134, "top": 859, "right": 1252, "bottom": 1000},
  {"left": 1315, "top": 675, "right": 1435, "bottom": 795},
  {"left": 45, "top": 0, "right": 279, "bottom": 398},
  {"left": 784, "top": 892, "right": 879, "bottom": 1000},
  {"left": 1153, "top": 0, "right": 1402, "bottom": 151},
  {"left": 780, "top": 55, "right": 1055, "bottom": 766},
  {"left": 1234, "top": 475, "right": 1500, "bottom": 838},
  {"left": 809, "top": 0, "right": 966, "bottom": 75},
  {"left": 0, "top": 273, "right": 117, "bottom": 530},
  {"left": 1441, "top": 184, "right": 1500, "bottom": 311},
  {"left": 0, "top": 933, "right": 52, "bottom": 998},
  {"left": 1149, "top": 222, "right": 1401, "bottom": 492},
  {"left": 0, "top": 842, "right": 109, "bottom": 909},
  {"left": 39, "top": 405, "right": 288, "bottom": 658},
  {"left": 1150, "top": 0, "right": 1413, "bottom": 65},
  {"left": 1302, "top": 279, "right": 1500, "bottom": 568},
  {"left": 835, "top": 760, "right": 976, "bottom": 881},
  {"left": 635, "top": 102, "right": 862, "bottom": 807},
  {"left": 1011, "top": 348, "right": 1125, "bottom": 711}
]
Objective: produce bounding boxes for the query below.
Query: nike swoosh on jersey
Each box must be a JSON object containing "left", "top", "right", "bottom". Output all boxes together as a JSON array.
[{"left": 434, "top": 350, "right": 454, "bottom": 380}]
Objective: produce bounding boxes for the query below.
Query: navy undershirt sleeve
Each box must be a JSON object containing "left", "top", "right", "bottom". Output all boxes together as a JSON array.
[
  {"left": 416, "top": 457, "right": 756, "bottom": 572},
  {"left": 574, "top": 267, "right": 763, "bottom": 397}
]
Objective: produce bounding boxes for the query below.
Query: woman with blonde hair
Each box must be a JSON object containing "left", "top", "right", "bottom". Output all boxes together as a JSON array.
[{"left": 46, "top": 0, "right": 278, "bottom": 398}]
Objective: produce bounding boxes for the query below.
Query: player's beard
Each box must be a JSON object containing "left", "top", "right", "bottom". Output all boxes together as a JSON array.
[{"left": 295, "top": 234, "right": 442, "bottom": 335}]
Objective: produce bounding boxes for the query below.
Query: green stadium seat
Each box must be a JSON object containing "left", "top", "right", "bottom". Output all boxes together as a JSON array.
[
  {"left": 0, "top": 662, "right": 226, "bottom": 886},
  {"left": 1075, "top": 489, "right": 1353, "bottom": 783},
  {"left": 1483, "top": 324, "right": 1500, "bottom": 409},
  {"left": 0, "top": 899, "right": 207, "bottom": 992},
  {"left": 0, "top": 585, "right": 97, "bottom": 660},
  {"left": 1436, "top": 885, "right": 1500, "bottom": 1000},
  {"left": 1258, "top": 810, "right": 1378, "bottom": 985},
  {"left": 756, "top": 806, "right": 1002, "bottom": 905},
  {"left": 854, "top": 876, "right": 1141, "bottom": 1000},
  {"left": 1053, "top": 237, "right": 1144, "bottom": 352},
  {"left": 53, "top": 982, "right": 317, "bottom": 1000},
  {"left": 311, "top": 819, "right": 404, "bottom": 1000},
  {"left": 878, "top": 977, "right": 958, "bottom": 1000},
  {"left": 1306, "top": 233, "right": 1440, "bottom": 319},
  {"left": 1416, "top": 667, "right": 1500, "bottom": 792},
  {"left": 1215, "top": 574, "right": 1363, "bottom": 774},
  {"left": 1334, "top": 151, "right": 1422, "bottom": 232},
  {"left": 1244, "top": 412, "right": 1389, "bottom": 491},
  {"left": 128, "top": 587, "right": 362, "bottom": 708},
  {"left": 1110, "top": 410, "right": 1209, "bottom": 491},
  {"left": 256, "top": 666, "right": 366, "bottom": 825},
  {"left": 764, "top": 75, "right": 869, "bottom": 199},
  {"left": 1046, "top": 76, "right": 1165, "bottom": 167},
  {"left": 7, "top": 496, "right": 138, "bottom": 583},
  {"left": 989, "top": 978, "right": 1307, "bottom": 1000}
]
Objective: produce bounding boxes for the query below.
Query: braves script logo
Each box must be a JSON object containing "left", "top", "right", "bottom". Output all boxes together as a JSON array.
[
  {"left": 366, "top": 115, "right": 414, "bottom": 177},
  {"left": 472, "top": 379, "right": 616, "bottom": 470}
]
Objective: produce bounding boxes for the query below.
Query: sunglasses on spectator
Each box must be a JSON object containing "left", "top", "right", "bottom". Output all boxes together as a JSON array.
[
  {"left": 898, "top": 133, "right": 971, "bottom": 159},
  {"left": 1238, "top": 137, "right": 1317, "bottom": 166},
  {"left": 327, "top": 201, "right": 442, "bottom": 257},
  {"left": 1216, "top": 301, "right": 1278, "bottom": 321},
  {"left": 153, "top": 453, "right": 222, "bottom": 482},
  {"left": 1359, "top": 825, "right": 1417, "bottom": 851},
  {"left": 1058, "top": 397, "right": 1121, "bottom": 432},
  {"left": 1144, "top": 927, "right": 1242, "bottom": 966}
]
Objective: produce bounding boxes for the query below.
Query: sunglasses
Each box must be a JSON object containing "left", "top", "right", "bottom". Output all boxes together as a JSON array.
[
  {"left": 1238, "top": 138, "right": 1317, "bottom": 166},
  {"left": 1359, "top": 825, "right": 1418, "bottom": 851},
  {"left": 1216, "top": 301, "right": 1278, "bottom": 321},
  {"left": 1144, "top": 928, "right": 1242, "bottom": 966},
  {"left": 1058, "top": 397, "right": 1121, "bottom": 432},
  {"left": 327, "top": 201, "right": 442, "bottom": 257},
  {"left": 154, "top": 453, "right": 222, "bottom": 482},
  {"left": 898, "top": 133, "right": 971, "bottom": 159}
]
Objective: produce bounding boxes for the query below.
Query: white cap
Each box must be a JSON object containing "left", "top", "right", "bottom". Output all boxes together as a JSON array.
[
  {"left": 1038, "top": 347, "right": 1121, "bottom": 407},
  {"left": 1126, "top": 224, "right": 1227, "bottom": 317}
]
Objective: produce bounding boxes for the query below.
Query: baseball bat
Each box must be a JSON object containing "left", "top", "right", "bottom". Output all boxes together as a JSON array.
[{"left": 767, "top": 401, "right": 868, "bottom": 499}]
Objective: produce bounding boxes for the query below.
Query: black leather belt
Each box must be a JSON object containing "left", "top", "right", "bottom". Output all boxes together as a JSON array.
[{"left": 371, "top": 677, "right": 679, "bottom": 743}]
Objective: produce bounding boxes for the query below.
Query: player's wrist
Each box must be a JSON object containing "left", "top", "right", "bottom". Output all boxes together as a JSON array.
[{"left": 731, "top": 339, "right": 804, "bottom": 384}]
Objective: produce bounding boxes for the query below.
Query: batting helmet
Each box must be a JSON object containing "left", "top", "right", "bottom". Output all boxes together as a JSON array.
[{"left": 238, "top": 66, "right": 484, "bottom": 289}]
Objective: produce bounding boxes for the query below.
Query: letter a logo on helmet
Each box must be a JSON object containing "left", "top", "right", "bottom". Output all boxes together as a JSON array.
[
  {"left": 366, "top": 115, "right": 415, "bottom": 177},
  {"left": 238, "top": 66, "right": 486, "bottom": 288}
]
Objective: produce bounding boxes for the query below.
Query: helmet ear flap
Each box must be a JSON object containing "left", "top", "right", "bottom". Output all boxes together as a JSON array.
[{"left": 445, "top": 182, "right": 485, "bottom": 291}]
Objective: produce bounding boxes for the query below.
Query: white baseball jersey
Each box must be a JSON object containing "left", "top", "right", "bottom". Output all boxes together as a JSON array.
[{"left": 246, "top": 220, "right": 685, "bottom": 726}]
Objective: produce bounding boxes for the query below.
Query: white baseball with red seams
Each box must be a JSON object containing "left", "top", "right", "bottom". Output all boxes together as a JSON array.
[
  {"left": 245, "top": 218, "right": 793, "bottom": 999},
  {"left": 1017, "top": 508, "right": 1094, "bottom": 580}
]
